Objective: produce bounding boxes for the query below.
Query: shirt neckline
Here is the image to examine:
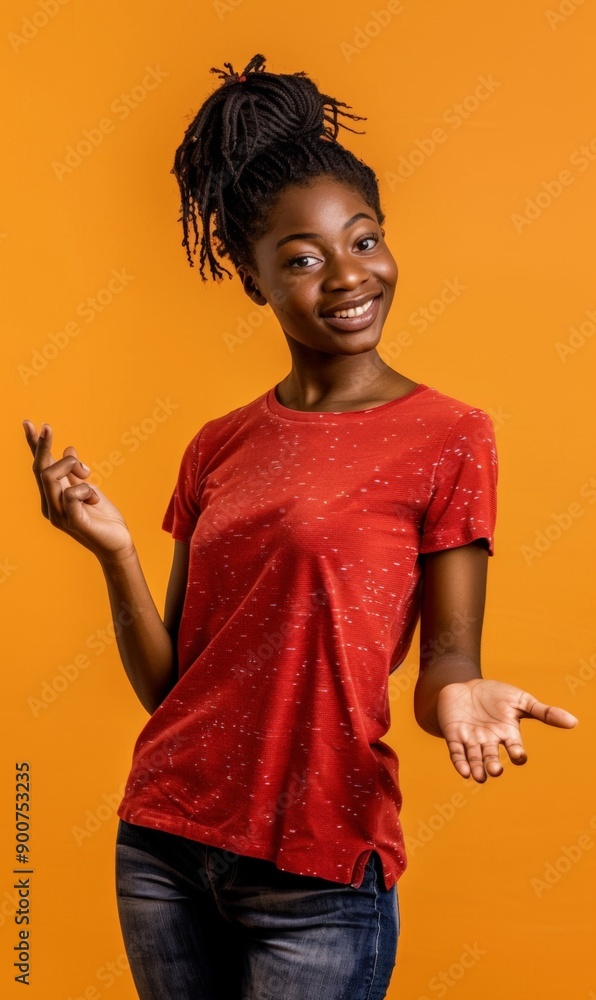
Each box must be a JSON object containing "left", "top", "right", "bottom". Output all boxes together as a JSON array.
[{"left": 266, "top": 381, "right": 429, "bottom": 421}]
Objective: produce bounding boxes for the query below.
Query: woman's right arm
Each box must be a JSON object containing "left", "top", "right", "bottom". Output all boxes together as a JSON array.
[
  {"left": 22, "top": 420, "right": 190, "bottom": 715},
  {"left": 99, "top": 541, "right": 190, "bottom": 714}
]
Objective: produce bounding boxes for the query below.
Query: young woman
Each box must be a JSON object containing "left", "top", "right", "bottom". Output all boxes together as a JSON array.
[{"left": 23, "top": 54, "right": 577, "bottom": 1000}]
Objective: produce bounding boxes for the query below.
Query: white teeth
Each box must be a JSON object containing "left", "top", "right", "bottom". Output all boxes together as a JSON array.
[{"left": 332, "top": 297, "right": 375, "bottom": 319}]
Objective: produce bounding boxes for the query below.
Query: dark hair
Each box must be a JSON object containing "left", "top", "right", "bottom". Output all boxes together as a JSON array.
[{"left": 171, "top": 53, "right": 385, "bottom": 281}]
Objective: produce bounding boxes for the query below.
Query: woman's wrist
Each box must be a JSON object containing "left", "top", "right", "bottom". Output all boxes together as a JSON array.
[
  {"left": 97, "top": 545, "right": 139, "bottom": 572},
  {"left": 414, "top": 655, "right": 483, "bottom": 735}
]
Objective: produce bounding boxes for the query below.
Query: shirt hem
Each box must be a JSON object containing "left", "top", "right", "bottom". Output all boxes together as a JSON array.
[{"left": 116, "top": 803, "right": 403, "bottom": 891}]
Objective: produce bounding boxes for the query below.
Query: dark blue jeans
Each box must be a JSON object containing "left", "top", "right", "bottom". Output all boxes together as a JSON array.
[{"left": 115, "top": 818, "right": 400, "bottom": 999}]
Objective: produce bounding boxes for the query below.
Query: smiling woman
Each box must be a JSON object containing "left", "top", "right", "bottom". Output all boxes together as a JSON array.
[
  {"left": 23, "top": 51, "right": 577, "bottom": 1000},
  {"left": 243, "top": 180, "right": 397, "bottom": 347}
]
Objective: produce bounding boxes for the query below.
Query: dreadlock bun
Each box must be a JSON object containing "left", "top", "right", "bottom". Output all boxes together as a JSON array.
[
  {"left": 206, "top": 53, "right": 363, "bottom": 158},
  {"left": 172, "top": 53, "right": 384, "bottom": 281}
]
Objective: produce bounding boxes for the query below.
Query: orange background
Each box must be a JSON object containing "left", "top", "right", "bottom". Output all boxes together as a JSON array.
[{"left": 2, "top": 1, "right": 595, "bottom": 997}]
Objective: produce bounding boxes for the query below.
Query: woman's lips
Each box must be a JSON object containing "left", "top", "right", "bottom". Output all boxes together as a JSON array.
[{"left": 321, "top": 294, "right": 382, "bottom": 332}]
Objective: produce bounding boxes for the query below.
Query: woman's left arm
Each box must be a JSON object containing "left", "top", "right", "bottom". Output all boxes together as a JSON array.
[{"left": 414, "top": 540, "right": 578, "bottom": 782}]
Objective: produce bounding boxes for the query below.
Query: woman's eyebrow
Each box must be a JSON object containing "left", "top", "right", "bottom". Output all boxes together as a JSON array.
[{"left": 275, "top": 212, "right": 377, "bottom": 250}]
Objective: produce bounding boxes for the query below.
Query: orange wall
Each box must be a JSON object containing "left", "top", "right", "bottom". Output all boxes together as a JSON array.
[{"left": 2, "top": 1, "right": 594, "bottom": 997}]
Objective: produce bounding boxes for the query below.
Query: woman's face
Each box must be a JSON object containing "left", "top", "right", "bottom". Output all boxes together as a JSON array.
[{"left": 237, "top": 176, "right": 398, "bottom": 356}]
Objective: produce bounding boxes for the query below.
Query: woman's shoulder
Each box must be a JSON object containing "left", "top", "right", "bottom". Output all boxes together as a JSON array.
[
  {"left": 181, "top": 387, "right": 270, "bottom": 453},
  {"left": 418, "top": 383, "right": 494, "bottom": 423}
]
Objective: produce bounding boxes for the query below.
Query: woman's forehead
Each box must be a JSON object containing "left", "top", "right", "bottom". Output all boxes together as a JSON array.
[{"left": 263, "top": 179, "right": 376, "bottom": 236}]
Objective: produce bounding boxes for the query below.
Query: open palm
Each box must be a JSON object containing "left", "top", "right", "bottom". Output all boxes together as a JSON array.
[{"left": 436, "top": 678, "right": 578, "bottom": 782}]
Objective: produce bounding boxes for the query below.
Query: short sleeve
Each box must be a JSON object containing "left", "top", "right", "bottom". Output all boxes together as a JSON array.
[
  {"left": 161, "top": 427, "right": 205, "bottom": 543},
  {"left": 419, "top": 408, "right": 498, "bottom": 556}
]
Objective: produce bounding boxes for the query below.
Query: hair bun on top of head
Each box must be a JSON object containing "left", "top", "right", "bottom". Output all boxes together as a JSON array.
[{"left": 203, "top": 53, "right": 366, "bottom": 155}]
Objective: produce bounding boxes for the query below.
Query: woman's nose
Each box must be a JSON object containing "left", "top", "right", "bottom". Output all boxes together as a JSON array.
[{"left": 322, "top": 254, "right": 371, "bottom": 291}]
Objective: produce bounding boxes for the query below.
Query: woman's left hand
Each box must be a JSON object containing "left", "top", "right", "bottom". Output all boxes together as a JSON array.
[{"left": 436, "top": 678, "right": 578, "bottom": 782}]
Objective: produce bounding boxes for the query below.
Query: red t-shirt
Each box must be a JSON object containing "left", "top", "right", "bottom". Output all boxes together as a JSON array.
[{"left": 117, "top": 381, "right": 498, "bottom": 890}]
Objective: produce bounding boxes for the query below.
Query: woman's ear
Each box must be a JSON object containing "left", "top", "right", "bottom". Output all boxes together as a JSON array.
[{"left": 236, "top": 266, "right": 268, "bottom": 306}]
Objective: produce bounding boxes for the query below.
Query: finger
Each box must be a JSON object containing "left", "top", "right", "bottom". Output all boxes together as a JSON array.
[
  {"left": 480, "top": 742, "right": 503, "bottom": 777},
  {"left": 463, "top": 743, "right": 488, "bottom": 784},
  {"left": 446, "top": 739, "right": 472, "bottom": 779},
  {"left": 63, "top": 446, "right": 91, "bottom": 486},
  {"left": 62, "top": 482, "right": 101, "bottom": 514},
  {"left": 503, "top": 736, "right": 527, "bottom": 766},
  {"left": 39, "top": 453, "right": 95, "bottom": 525},
  {"left": 22, "top": 420, "right": 40, "bottom": 458},
  {"left": 37, "top": 444, "right": 89, "bottom": 482},
  {"left": 22, "top": 421, "right": 48, "bottom": 465},
  {"left": 32, "top": 422, "right": 55, "bottom": 470},
  {"left": 24, "top": 422, "right": 54, "bottom": 518},
  {"left": 517, "top": 692, "right": 579, "bottom": 729}
]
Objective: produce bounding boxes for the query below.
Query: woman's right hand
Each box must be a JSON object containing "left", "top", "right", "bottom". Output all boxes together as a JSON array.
[{"left": 22, "top": 420, "right": 136, "bottom": 564}]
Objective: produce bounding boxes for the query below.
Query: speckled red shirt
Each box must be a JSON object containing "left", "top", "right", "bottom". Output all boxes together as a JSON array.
[{"left": 117, "top": 381, "right": 498, "bottom": 890}]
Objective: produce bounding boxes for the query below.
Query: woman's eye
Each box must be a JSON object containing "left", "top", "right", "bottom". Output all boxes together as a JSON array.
[
  {"left": 356, "top": 234, "right": 379, "bottom": 251},
  {"left": 285, "top": 255, "right": 320, "bottom": 268}
]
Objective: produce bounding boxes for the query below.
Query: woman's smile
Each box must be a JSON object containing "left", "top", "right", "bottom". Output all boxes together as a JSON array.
[{"left": 319, "top": 291, "right": 382, "bottom": 332}]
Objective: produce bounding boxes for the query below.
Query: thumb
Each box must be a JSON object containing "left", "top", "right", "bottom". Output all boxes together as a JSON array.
[{"left": 519, "top": 692, "right": 579, "bottom": 729}]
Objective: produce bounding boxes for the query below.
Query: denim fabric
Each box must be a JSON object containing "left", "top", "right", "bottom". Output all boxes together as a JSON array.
[{"left": 115, "top": 818, "right": 400, "bottom": 999}]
